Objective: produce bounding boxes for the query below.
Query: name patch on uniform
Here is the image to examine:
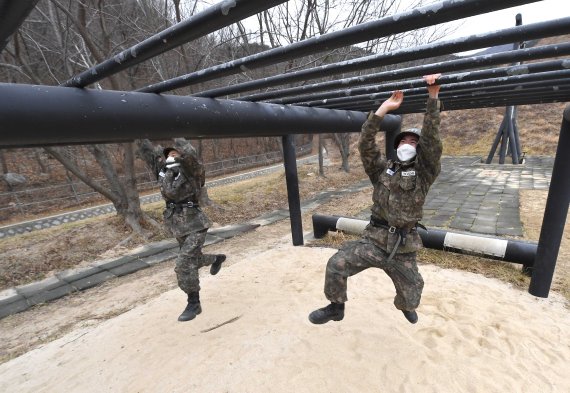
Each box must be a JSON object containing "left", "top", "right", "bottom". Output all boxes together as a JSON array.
[
  {"left": 386, "top": 168, "right": 395, "bottom": 176},
  {"left": 158, "top": 171, "right": 166, "bottom": 178},
  {"left": 401, "top": 170, "right": 416, "bottom": 177}
]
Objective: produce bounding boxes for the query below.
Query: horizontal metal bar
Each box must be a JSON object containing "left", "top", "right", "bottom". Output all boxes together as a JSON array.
[
  {"left": 321, "top": 80, "right": 570, "bottom": 112},
  {"left": 302, "top": 69, "right": 570, "bottom": 108},
  {"left": 197, "top": 16, "right": 570, "bottom": 99},
  {"left": 139, "top": 0, "right": 542, "bottom": 94},
  {"left": 0, "top": 83, "right": 403, "bottom": 148},
  {"left": 263, "top": 49, "right": 570, "bottom": 105},
  {"left": 62, "top": 0, "right": 288, "bottom": 88},
  {"left": 341, "top": 90, "right": 570, "bottom": 113}
]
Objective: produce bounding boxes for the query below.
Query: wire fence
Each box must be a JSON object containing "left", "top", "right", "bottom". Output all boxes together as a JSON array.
[{"left": 0, "top": 143, "right": 312, "bottom": 222}]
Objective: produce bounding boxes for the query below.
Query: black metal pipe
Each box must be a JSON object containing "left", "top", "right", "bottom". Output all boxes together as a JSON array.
[
  {"left": 0, "top": 83, "right": 372, "bottom": 148},
  {"left": 486, "top": 110, "right": 508, "bottom": 164},
  {"left": 139, "top": 0, "right": 544, "bottom": 94},
  {"left": 325, "top": 88, "right": 570, "bottom": 113},
  {"left": 269, "top": 57, "right": 570, "bottom": 106},
  {"left": 283, "top": 135, "right": 303, "bottom": 246},
  {"left": 0, "top": 83, "right": 405, "bottom": 147},
  {"left": 195, "top": 17, "right": 570, "bottom": 99},
  {"left": 245, "top": 43, "right": 570, "bottom": 103},
  {"left": 61, "top": 0, "right": 288, "bottom": 88},
  {"left": 507, "top": 107, "right": 519, "bottom": 164},
  {"left": 513, "top": 107, "right": 523, "bottom": 162},
  {"left": 314, "top": 81, "right": 570, "bottom": 112},
  {"left": 320, "top": 79, "right": 570, "bottom": 113},
  {"left": 312, "top": 214, "right": 537, "bottom": 266},
  {"left": 529, "top": 105, "right": 570, "bottom": 298},
  {"left": 301, "top": 70, "right": 570, "bottom": 109},
  {"left": 0, "top": 0, "right": 39, "bottom": 52},
  {"left": 337, "top": 90, "right": 570, "bottom": 113}
]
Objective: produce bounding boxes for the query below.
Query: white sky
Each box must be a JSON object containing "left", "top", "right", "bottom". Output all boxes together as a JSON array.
[{"left": 436, "top": 0, "right": 568, "bottom": 40}]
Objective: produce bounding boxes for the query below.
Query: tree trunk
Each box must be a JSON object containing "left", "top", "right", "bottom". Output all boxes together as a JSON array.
[
  {"left": 318, "top": 134, "right": 325, "bottom": 177},
  {"left": 333, "top": 133, "right": 351, "bottom": 173},
  {"left": 0, "top": 150, "right": 8, "bottom": 174}
]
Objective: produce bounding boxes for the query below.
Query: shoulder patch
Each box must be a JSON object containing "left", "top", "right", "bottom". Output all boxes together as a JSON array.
[{"left": 159, "top": 171, "right": 166, "bottom": 178}]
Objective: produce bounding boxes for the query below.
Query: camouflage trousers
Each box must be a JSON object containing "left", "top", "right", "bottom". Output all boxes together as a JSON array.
[
  {"left": 174, "top": 229, "right": 218, "bottom": 294},
  {"left": 324, "top": 240, "right": 424, "bottom": 311}
]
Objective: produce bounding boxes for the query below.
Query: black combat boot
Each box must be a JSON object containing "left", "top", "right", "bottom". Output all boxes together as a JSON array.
[
  {"left": 308, "top": 302, "right": 345, "bottom": 324},
  {"left": 210, "top": 254, "right": 226, "bottom": 275},
  {"left": 402, "top": 310, "right": 418, "bottom": 324},
  {"left": 178, "top": 291, "right": 202, "bottom": 322}
]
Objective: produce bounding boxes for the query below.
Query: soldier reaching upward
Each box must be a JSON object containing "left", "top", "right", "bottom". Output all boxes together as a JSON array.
[
  {"left": 139, "top": 138, "right": 225, "bottom": 322},
  {"left": 309, "top": 74, "right": 443, "bottom": 325}
]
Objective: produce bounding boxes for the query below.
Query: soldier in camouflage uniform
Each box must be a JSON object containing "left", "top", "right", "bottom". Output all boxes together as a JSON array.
[
  {"left": 139, "top": 138, "right": 226, "bottom": 322},
  {"left": 309, "top": 74, "right": 442, "bottom": 325}
]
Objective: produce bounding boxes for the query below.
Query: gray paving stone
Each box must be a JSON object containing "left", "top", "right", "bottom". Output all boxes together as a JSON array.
[
  {"left": 108, "top": 260, "right": 150, "bottom": 277},
  {"left": 449, "top": 222, "right": 473, "bottom": 231},
  {"left": 249, "top": 210, "right": 290, "bottom": 226},
  {"left": 72, "top": 271, "right": 117, "bottom": 291},
  {"left": 0, "top": 289, "right": 24, "bottom": 307},
  {"left": 27, "top": 283, "right": 76, "bottom": 306},
  {"left": 204, "top": 234, "right": 225, "bottom": 246},
  {"left": 57, "top": 266, "right": 105, "bottom": 283},
  {"left": 210, "top": 223, "right": 260, "bottom": 239},
  {"left": 143, "top": 250, "right": 178, "bottom": 265},
  {"left": 496, "top": 227, "right": 524, "bottom": 236},
  {"left": 470, "top": 225, "right": 496, "bottom": 235},
  {"left": 455, "top": 212, "right": 477, "bottom": 219},
  {"left": 94, "top": 255, "right": 138, "bottom": 271},
  {"left": 0, "top": 297, "right": 29, "bottom": 319},
  {"left": 16, "top": 276, "right": 67, "bottom": 298}
]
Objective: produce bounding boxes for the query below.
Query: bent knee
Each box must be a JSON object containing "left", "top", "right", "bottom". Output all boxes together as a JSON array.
[{"left": 326, "top": 253, "right": 350, "bottom": 276}]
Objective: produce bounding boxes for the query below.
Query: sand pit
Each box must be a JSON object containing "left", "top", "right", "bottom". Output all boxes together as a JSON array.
[{"left": 0, "top": 245, "right": 568, "bottom": 393}]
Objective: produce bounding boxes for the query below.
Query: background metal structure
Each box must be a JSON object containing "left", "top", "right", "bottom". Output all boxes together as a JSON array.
[
  {"left": 0, "top": 0, "right": 568, "bottom": 297},
  {"left": 486, "top": 14, "right": 525, "bottom": 165}
]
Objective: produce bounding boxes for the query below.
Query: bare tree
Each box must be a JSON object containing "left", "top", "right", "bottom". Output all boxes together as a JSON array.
[
  {"left": 248, "top": 0, "right": 450, "bottom": 173},
  {"left": 1, "top": 0, "right": 178, "bottom": 238}
]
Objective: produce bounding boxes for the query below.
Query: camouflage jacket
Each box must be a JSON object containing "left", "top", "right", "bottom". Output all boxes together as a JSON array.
[
  {"left": 139, "top": 139, "right": 211, "bottom": 237},
  {"left": 358, "top": 98, "right": 442, "bottom": 253}
]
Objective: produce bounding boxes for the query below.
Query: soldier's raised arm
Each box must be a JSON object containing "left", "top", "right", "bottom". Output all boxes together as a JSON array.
[
  {"left": 358, "top": 90, "right": 404, "bottom": 183},
  {"left": 416, "top": 74, "right": 443, "bottom": 186},
  {"left": 173, "top": 138, "right": 205, "bottom": 187},
  {"left": 136, "top": 139, "right": 164, "bottom": 180}
]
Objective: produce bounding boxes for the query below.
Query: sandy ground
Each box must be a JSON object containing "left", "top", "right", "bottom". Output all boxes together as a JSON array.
[
  {"left": 0, "top": 190, "right": 569, "bottom": 393},
  {"left": 0, "top": 242, "right": 569, "bottom": 393}
]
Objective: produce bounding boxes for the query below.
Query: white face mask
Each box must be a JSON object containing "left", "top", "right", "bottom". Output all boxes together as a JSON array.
[
  {"left": 165, "top": 156, "right": 180, "bottom": 169},
  {"left": 396, "top": 144, "right": 417, "bottom": 162}
]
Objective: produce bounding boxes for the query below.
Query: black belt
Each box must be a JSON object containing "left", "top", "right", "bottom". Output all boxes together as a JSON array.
[
  {"left": 166, "top": 201, "right": 198, "bottom": 209},
  {"left": 370, "top": 216, "right": 411, "bottom": 234}
]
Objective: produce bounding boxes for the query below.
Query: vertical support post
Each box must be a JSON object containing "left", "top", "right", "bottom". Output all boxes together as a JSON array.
[
  {"left": 507, "top": 107, "right": 519, "bottom": 164},
  {"left": 486, "top": 115, "right": 507, "bottom": 163},
  {"left": 498, "top": 120, "right": 509, "bottom": 164},
  {"left": 529, "top": 105, "right": 570, "bottom": 297},
  {"left": 282, "top": 134, "right": 304, "bottom": 246}
]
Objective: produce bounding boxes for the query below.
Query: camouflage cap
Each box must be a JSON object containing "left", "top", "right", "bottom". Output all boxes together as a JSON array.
[
  {"left": 163, "top": 147, "right": 179, "bottom": 158},
  {"left": 394, "top": 127, "right": 421, "bottom": 149}
]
